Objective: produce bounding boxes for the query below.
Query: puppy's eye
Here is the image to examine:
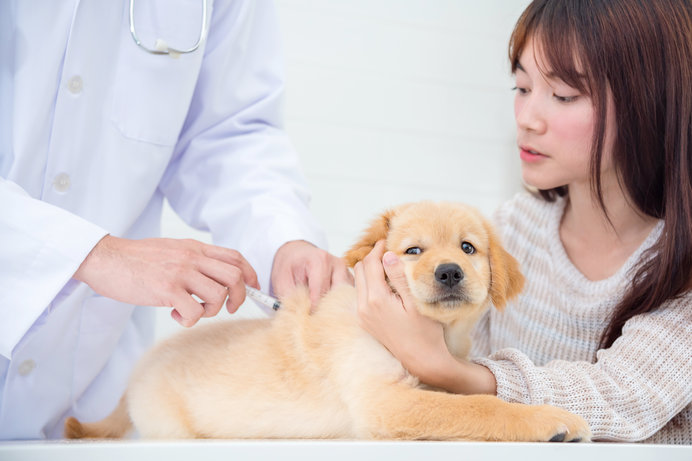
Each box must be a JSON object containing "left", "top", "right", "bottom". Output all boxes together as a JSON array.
[
  {"left": 405, "top": 247, "right": 423, "bottom": 255},
  {"left": 461, "top": 242, "right": 475, "bottom": 254}
]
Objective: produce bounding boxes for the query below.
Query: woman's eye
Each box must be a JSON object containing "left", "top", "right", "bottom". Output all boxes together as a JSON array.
[
  {"left": 512, "top": 86, "right": 529, "bottom": 95},
  {"left": 405, "top": 247, "right": 422, "bottom": 255},
  {"left": 554, "top": 94, "right": 579, "bottom": 103},
  {"left": 461, "top": 242, "right": 475, "bottom": 254}
]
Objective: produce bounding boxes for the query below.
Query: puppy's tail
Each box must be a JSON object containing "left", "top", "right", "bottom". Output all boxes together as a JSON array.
[{"left": 64, "top": 395, "right": 132, "bottom": 439}]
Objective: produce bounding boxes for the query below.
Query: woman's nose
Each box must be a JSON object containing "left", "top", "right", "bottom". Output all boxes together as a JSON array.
[{"left": 515, "top": 94, "right": 547, "bottom": 134}]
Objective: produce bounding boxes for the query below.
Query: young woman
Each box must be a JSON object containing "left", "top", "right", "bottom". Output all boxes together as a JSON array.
[{"left": 354, "top": 0, "right": 692, "bottom": 443}]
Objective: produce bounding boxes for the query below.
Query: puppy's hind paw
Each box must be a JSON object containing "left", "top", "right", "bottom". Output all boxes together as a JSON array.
[{"left": 64, "top": 417, "right": 86, "bottom": 439}]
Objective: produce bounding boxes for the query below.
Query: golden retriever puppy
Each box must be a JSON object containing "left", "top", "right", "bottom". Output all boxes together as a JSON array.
[{"left": 65, "top": 201, "right": 590, "bottom": 442}]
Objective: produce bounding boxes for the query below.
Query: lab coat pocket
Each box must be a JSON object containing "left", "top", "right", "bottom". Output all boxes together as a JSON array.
[
  {"left": 73, "top": 296, "right": 134, "bottom": 394},
  {"left": 111, "top": 0, "right": 208, "bottom": 146}
]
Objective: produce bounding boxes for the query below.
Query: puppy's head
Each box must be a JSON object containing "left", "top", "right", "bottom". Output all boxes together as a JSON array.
[{"left": 344, "top": 202, "right": 523, "bottom": 324}]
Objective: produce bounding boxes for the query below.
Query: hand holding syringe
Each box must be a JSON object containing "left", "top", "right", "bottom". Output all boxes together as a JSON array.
[{"left": 192, "top": 285, "right": 281, "bottom": 312}]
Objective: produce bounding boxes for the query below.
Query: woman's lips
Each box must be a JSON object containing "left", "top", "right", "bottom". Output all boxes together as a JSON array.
[{"left": 519, "top": 147, "right": 547, "bottom": 163}]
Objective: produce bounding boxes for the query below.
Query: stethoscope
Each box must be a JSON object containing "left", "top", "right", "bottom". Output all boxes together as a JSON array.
[{"left": 129, "top": 0, "right": 209, "bottom": 57}]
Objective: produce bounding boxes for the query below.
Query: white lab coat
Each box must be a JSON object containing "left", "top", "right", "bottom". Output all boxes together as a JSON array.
[{"left": 0, "top": 0, "right": 327, "bottom": 439}]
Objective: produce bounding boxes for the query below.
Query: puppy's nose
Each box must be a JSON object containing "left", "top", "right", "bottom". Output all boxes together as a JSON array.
[{"left": 435, "top": 263, "right": 464, "bottom": 288}]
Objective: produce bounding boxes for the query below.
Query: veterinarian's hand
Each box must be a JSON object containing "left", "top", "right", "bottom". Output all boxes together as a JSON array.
[
  {"left": 271, "top": 240, "right": 353, "bottom": 305},
  {"left": 73, "top": 235, "right": 260, "bottom": 327},
  {"left": 355, "top": 241, "right": 497, "bottom": 394}
]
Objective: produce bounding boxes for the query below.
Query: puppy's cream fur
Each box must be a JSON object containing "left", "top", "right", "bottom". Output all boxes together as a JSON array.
[{"left": 65, "top": 202, "right": 590, "bottom": 441}]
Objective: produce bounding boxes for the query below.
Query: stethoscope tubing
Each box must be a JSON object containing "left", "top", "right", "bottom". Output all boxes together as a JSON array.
[{"left": 129, "top": 0, "right": 208, "bottom": 55}]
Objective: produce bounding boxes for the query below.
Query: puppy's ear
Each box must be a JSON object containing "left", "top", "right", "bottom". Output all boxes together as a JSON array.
[
  {"left": 343, "top": 209, "right": 396, "bottom": 267},
  {"left": 485, "top": 221, "right": 524, "bottom": 310}
]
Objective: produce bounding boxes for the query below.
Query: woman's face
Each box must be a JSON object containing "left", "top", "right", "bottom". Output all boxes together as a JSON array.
[{"left": 513, "top": 37, "right": 615, "bottom": 192}]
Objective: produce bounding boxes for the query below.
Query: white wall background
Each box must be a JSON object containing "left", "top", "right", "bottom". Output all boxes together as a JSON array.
[{"left": 158, "top": 0, "right": 532, "bottom": 339}]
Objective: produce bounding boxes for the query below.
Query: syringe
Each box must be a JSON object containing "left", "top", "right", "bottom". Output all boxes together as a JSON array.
[{"left": 245, "top": 285, "right": 281, "bottom": 311}]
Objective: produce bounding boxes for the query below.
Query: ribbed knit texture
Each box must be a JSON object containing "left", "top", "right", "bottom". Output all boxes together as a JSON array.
[{"left": 470, "top": 192, "right": 691, "bottom": 444}]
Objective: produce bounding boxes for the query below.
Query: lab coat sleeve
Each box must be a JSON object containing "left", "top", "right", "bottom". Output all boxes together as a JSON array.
[
  {"left": 159, "top": 0, "right": 327, "bottom": 292},
  {"left": 0, "top": 178, "right": 108, "bottom": 359}
]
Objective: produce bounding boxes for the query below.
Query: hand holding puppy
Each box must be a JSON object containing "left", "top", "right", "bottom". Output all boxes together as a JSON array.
[
  {"left": 354, "top": 240, "right": 449, "bottom": 382},
  {"left": 355, "top": 240, "right": 497, "bottom": 395},
  {"left": 271, "top": 240, "right": 353, "bottom": 306}
]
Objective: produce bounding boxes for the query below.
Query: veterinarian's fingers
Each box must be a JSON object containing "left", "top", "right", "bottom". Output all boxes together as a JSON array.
[
  {"left": 308, "top": 279, "right": 329, "bottom": 307},
  {"left": 223, "top": 279, "right": 249, "bottom": 314},
  {"left": 307, "top": 265, "right": 329, "bottom": 306},
  {"left": 197, "top": 256, "right": 245, "bottom": 286},
  {"left": 170, "top": 309, "right": 184, "bottom": 324},
  {"left": 170, "top": 293, "right": 205, "bottom": 327},
  {"left": 271, "top": 272, "right": 298, "bottom": 301},
  {"left": 332, "top": 259, "right": 354, "bottom": 287},
  {"left": 270, "top": 240, "right": 314, "bottom": 298},
  {"left": 200, "top": 243, "right": 259, "bottom": 289},
  {"left": 194, "top": 259, "right": 251, "bottom": 315},
  {"left": 185, "top": 272, "right": 229, "bottom": 318},
  {"left": 170, "top": 308, "right": 202, "bottom": 328},
  {"left": 304, "top": 254, "right": 354, "bottom": 305},
  {"left": 382, "top": 251, "right": 416, "bottom": 311}
]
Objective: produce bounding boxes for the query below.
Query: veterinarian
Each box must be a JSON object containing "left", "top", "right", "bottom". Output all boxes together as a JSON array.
[
  {"left": 0, "top": 0, "right": 349, "bottom": 439},
  {"left": 355, "top": 0, "right": 691, "bottom": 444}
]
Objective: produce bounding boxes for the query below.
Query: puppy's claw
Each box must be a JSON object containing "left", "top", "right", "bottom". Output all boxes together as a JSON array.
[{"left": 549, "top": 432, "right": 566, "bottom": 442}]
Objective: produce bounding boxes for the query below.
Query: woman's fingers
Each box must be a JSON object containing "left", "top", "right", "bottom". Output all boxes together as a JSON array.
[
  {"left": 381, "top": 251, "right": 417, "bottom": 312},
  {"left": 355, "top": 241, "right": 403, "bottom": 335},
  {"left": 361, "top": 240, "right": 387, "bottom": 286},
  {"left": 358, "top": 240, "right": 396, "bottom": 308},
  {"left": 354, "top": 261, "right": 369, "bottom": 314}
]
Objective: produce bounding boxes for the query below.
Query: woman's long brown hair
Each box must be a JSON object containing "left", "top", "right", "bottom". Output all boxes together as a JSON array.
[{"left": 509, "top": 0, "right": 692, "bottom": 349}]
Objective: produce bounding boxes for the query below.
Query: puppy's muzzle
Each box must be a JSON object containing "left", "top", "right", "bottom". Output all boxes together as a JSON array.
[{"left": 435, "top": 263, "right": 464, "bottom": 288}]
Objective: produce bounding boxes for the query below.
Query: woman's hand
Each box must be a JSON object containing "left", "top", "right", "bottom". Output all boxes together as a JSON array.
[
  {"left": 73, "top": 235, "right": 259, "bottom": 327},
  {"left": 354, "top": 240, "right": 451, "bottom": 384},
  {"left": 354, "top": 240, "right": 497, "bottom": 395}
]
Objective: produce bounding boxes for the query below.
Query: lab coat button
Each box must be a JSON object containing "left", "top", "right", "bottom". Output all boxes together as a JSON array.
[
  {"left": 68, "top": 76, "right": 83, "bottom": 94},
  {"left": 53, "top": 173, "right": 71, "bottom": 192},
  {"left": 17, "top": 359, "right": 36, "bottom": 376}
]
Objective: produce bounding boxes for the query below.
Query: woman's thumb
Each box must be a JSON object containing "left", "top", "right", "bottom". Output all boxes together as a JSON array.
[{"left": 382, "top": 251, "right": 414, "bottom": 301}]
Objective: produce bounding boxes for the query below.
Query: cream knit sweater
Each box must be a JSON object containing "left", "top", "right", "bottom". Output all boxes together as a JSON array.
[{"left": 470, "top": 192, "right": 691, "bottom": 444}]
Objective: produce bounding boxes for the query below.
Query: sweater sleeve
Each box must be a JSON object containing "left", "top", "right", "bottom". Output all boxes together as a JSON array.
[{"left": 472, "top": 297, "right": 692, "bottom": 442}]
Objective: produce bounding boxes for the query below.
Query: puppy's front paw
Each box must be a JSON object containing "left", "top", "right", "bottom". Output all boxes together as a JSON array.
[{"left": 523, "top": 404, "right": 591, "bottom": 443}]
